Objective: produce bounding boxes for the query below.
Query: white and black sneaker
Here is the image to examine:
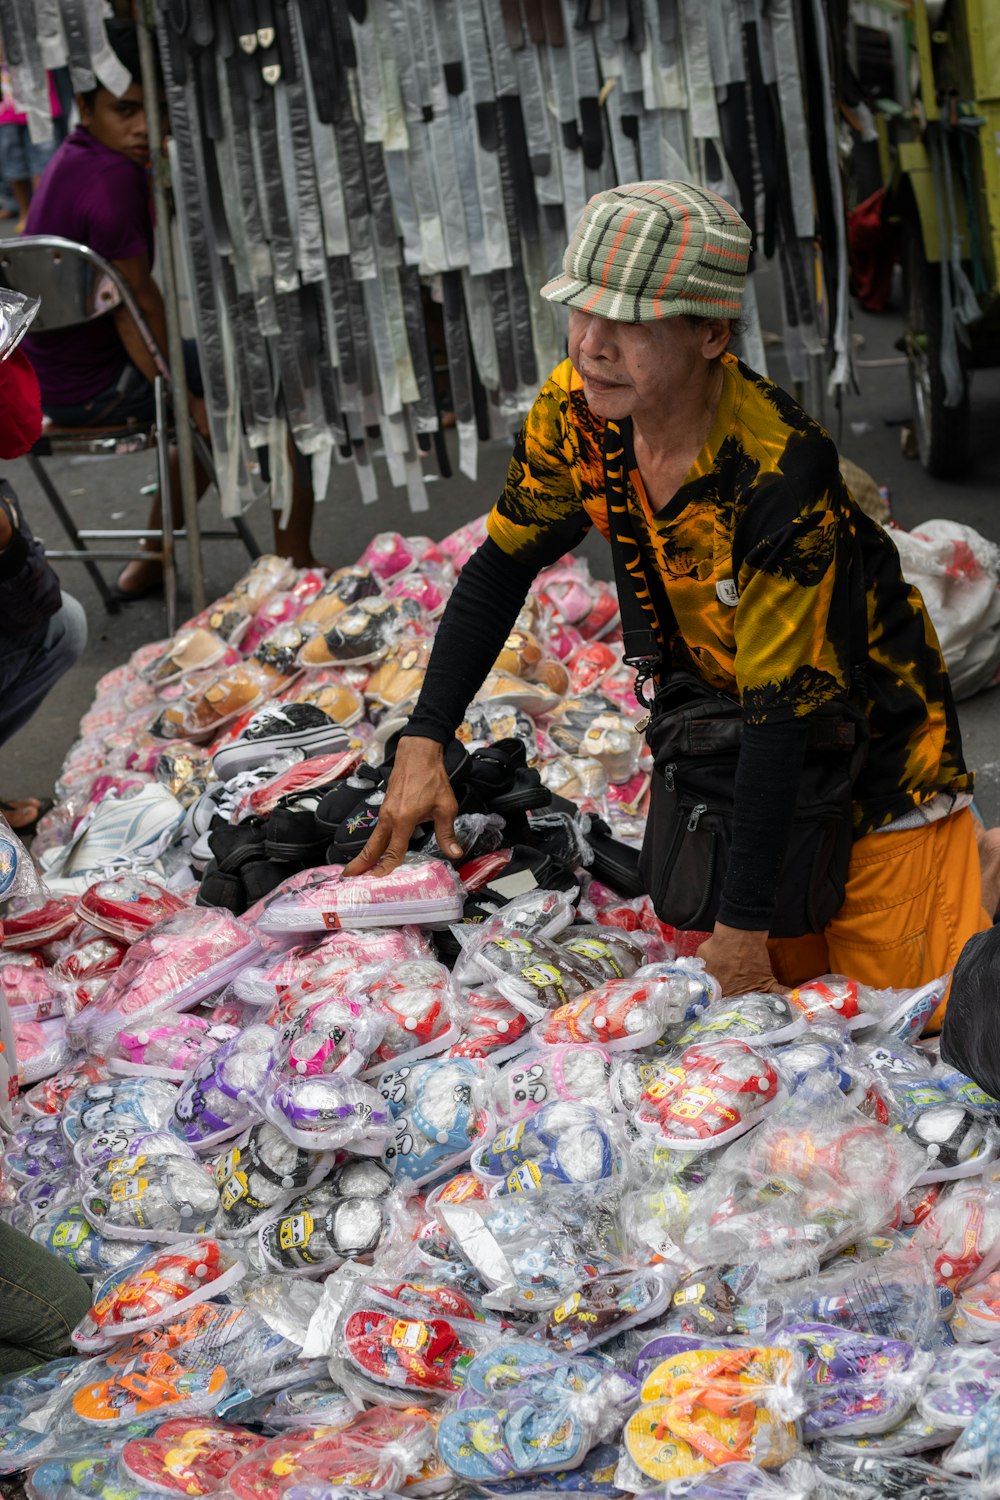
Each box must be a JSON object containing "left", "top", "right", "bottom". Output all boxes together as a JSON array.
[{"left": 212, "top": 704, "right": 349, "bottom": 781}]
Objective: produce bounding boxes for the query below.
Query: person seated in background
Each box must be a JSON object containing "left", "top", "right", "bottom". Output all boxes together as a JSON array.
[
  {"left": 0, "top": 344, "right": 86, "bottom": 833},
  {"left": 21, "top": 19, "right": 315, "bottom": 602},
  {"left": 0, "top": 46, "right": 64, "bottom": 231}
]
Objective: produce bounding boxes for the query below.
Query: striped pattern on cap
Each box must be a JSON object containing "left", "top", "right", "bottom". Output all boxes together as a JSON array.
[{"left": 540, "top": 180, "right": 751, "bottom": 323}]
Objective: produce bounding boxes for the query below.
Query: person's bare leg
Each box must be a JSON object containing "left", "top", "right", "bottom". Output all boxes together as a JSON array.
[
  {"left": 272, "top": 459, "right": 317, "bottom": 567},
  {"left": 11, "top": 178, "right": 30, "bottom": 231},
  {"left": 116, "top": 447, "right": 212, "bottom": 597},
  {"left": 975, "top": 819, "right": 1000, "bottom": 920}
]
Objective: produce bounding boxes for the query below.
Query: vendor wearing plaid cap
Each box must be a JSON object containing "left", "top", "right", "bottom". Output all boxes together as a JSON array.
[{"left": 350, "top": 180, "right": 992, "bottom": 1019}]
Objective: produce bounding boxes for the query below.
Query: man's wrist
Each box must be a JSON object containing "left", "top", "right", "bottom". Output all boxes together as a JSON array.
[{"left": 711, "top": 921, "right": 771, "bottom": 945}]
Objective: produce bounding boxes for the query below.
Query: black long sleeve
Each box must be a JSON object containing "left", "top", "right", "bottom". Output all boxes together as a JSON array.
[
  {"left": 717, "top": 717, "right": 809, "bottom": 929},
  {"left": 406, "top": 539, "right": 808, "bottom": 930},
  {"left": 402, "top": 537, "right": 543, "bottom": 744}
]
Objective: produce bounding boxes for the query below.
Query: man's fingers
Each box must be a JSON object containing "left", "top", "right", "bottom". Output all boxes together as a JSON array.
[
  {"left": 343, "top": 820, "right": 392, "bottom": 876},
  {"left": 371, "top": 829, "right": 411, "bottom": 876},
  {"left": 433, "top": 807, "right": 464, "bottom": 862}
]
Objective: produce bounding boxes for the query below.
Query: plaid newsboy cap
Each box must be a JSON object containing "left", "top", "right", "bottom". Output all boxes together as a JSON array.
[{"left": 540, "top": 180, "right": 751, "bottom": 323}]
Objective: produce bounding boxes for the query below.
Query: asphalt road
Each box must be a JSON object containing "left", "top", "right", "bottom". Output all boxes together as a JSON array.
[{"left": 3, "top": 258, "right": 1000, "bottom": 824}]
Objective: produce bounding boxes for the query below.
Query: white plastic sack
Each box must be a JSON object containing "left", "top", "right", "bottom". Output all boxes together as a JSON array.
[{"left": 893, "top": 518, "right": 1000, "bottom": 700}]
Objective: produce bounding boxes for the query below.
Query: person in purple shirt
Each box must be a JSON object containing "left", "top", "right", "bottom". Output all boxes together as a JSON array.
[{"left": 23, "top": 21, "right": 316, "bottom": 600}]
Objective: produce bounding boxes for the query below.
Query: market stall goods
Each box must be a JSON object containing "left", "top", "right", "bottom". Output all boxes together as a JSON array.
[{"left": 1, "top": 527, "right": 999, "bottom": 1497}]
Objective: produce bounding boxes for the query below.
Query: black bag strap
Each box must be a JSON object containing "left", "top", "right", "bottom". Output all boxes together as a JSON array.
[
  {"left": 604, "top": 416, "right": 870, "bottom": 712},
  {"left": 604, "top": 417, "right": 668, "bottom": 708}
]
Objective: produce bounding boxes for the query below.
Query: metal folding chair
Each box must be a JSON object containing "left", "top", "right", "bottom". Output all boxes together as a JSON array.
[{"left": 0, "top": 235, "right": 259, "bottom": 635}]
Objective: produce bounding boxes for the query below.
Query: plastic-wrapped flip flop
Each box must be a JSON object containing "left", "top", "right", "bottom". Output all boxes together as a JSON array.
[
  {"left": 472, "top": 1102, "right": 619, "bottom": 1194},
  {"left": 78, "top": 876, "right": 189, "bottom": 944},
  {"left": 344, "top": 1306, "right": 477, "bottom": 1392},
  {"left": 438, "top": 1400, "right": 590, "bottom": 1484},
  {"left": 543, "top": 1271, "right": 670, "bottom": 1353},
  {"left": 73, "top": 1239, "right": 246, "bottom": 1350},
  {"left": 71, "top": 1350, "right": 228, "bottom": 1425},
  {"left": 780, "top": 1322, "right": 930, "bottom": 1438},
  {"left": 624, "top": 1347, "right": 800, "bottom": 1482},
  {"left": 261, "top": 1383, "right": 355, "bottom": 1432},
  {"left": 629, "top": 1041, "right": 779, "bottom": 1152},
  {"left": 213, "top": 1121, "right": 336, "bottom": 1236},
  {"left": 226, "top": 1409, "right": 430, "bottom": 1498},
  {"left": 171, "top": 1024, "right": 277, "bottom": 1151},
  {"left": 120, "top": 1418, "right": 265, "bottom": 1495},
  {"left": 496, "top": 1044, "right": 612, "bottom": 1122},
  {"left": 83, "top": 1154, "right": 221, "bottom": 1242}
]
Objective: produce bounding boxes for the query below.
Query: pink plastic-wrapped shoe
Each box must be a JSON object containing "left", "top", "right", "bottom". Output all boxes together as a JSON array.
[
  {"left": 255, "top": 860, "right": 465, "bottom": 936},
  {"left": 76, "top": 909, "right": 261, "bottom": 1054}
]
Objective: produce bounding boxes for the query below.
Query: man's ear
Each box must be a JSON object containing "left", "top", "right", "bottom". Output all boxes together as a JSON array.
[
  {"left": 75, "top": 93, "right": 92, "bottom": 125},
  {"left": 700, "top": 318, "right": 733, "bottom": 360}
]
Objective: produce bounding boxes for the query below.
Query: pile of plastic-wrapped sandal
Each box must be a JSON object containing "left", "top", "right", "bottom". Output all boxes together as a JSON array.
[{"left": 4, "top": 519, "right": 1000, "bottom": 1498}]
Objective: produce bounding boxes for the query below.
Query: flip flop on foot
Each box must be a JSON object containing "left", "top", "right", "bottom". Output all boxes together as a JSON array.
[
  {"left": 0, "top": 797, "right": 53, "bottom": 837},
  {"left": 112, "top": 558, "right": 165, "bottom": 604}
]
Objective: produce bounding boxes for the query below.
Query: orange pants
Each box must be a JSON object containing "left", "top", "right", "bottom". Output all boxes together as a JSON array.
[{"left": 768, "top": 807, "right": 990, "bottom": 1031}]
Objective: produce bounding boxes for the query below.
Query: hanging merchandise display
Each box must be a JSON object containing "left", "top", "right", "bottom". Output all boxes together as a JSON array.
[
  {"left": 0, "top": 0, "right": 851, "bottom": 518},
  {"left": 2, "top": 512, "right": 999, "bottom": 1495}
]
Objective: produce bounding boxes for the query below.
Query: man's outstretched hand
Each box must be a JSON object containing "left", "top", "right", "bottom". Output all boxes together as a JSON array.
[
  {"left": 696, "top": 922, "right": 787, "bottom": 998},
  {"left": 343, "top": 736, "right": 465, "bottom": 877}
]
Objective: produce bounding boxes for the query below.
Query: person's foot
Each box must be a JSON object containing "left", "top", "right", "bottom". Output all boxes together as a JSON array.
[
  {"left": 0, "top": 796, "right": 50, "bottom": 834},
  {"left": 114, "top": 557, "right": 164, "bottom": 601}
]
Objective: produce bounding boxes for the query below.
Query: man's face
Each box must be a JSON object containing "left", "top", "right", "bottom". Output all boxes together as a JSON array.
[
  {"left": 567, "top": 308, "right": 725, "bottom": 426},
  {"left": 78, "top": 82, "right": 151, "bottom": 165}
]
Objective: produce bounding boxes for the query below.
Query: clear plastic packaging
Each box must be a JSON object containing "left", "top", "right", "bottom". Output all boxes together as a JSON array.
[
  {"left": 626, "top": 1041, "right": 780, "bottom": 1152},
  {"left": 777, "top": 1322, "right": 931, "bottom": 1438},
  {"left": 109, "top": 1013, "right": 239, "bottom": 1081},
  {"left": 119, "top": 1417, "right": 266, "bottom": 1495},
  {"left": 78, "top": 875, "right": 189, "bottom": 944},
  {"left": 255, "top": 860, "right": 465, "bottom": 934},
  {"left": 378, "top": 1056, "right": 492, "bottom": 1187},
  {"left": 436, "top": 1340, "right": 635, "bottom": 1482},
  {"left": 211, "top": 1121, "right": 337, "bottom": 1236},
  {"left": 534, "top": 963, "right": 717, "bottom": 1050},
  {"left": 82, "top": 1153, "right": 221, "bottom": 1242},
  {"left": 2, "top": 893, "right": 79, "bottom": 949},
  {"left": 76, "top": 909, "right": 261, "bottom": 1052},
  {"left": 495, "top": 1043, "right": 613, "bottom": 1121},
  {"left": 72, "top": 1238, "right": 246, "bottom": 1350},
  {"left": 171, "top": 1024, "right": 278, "bottom": 1151},
  {"left": 257, "top": 1158, "right": 392, "bottom": 1275},
  {"left": 622, "top": 1346, "right": 803, "bottom": 1484},
  {"left": 672, "top": 993, "right": 805, "bottom": 1049},
  {"left": 471, "top": 1101, "right": 622, "bottom": 1195},
  {"left": 224, "top": 1408, "right": 433, "bottom": 1495},
  {"left": 263, "top": 1074, "right": 393, "bottom": 1154}
]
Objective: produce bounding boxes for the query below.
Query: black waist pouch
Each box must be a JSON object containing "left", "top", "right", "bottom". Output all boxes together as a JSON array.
[{"left": 636, "top": 671, "right": 869, "bottom": 937}]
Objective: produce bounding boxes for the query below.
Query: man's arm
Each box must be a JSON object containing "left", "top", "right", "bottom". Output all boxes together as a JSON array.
[
  {"left": 112, "top": 255, "right": 207, "bottom": 435},
  {"left": 111, "top": 253, "right": 168, "bottom": 385}
]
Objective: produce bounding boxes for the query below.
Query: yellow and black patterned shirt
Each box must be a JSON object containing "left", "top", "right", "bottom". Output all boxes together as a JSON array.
[{"left": 486, "top": 354, "right": 972, "bottom": 836}]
